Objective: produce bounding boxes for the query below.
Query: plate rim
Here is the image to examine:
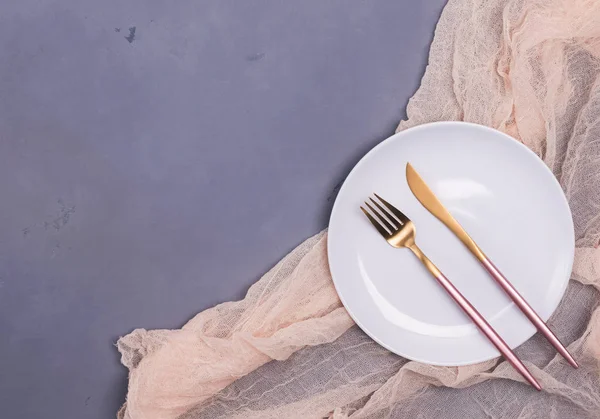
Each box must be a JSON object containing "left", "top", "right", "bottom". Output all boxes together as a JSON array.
[{"left": 327, "top": 121, "right": 575, "bottom": 366}]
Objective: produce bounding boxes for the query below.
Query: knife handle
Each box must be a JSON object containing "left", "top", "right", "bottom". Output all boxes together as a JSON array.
[
  {"left": 408, "top": 244, "right": 542, "bottom": 390},
  {"left": 479, "top": 257, "right": 578, "bottom": 368}
]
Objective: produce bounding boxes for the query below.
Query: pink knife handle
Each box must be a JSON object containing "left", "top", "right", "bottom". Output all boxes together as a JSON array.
[
  {"left": 480, "top": 258, "right": 578, "bottom": 368},
  {"left": 431, "top": 269, "right": 542, "bottom": 390}
]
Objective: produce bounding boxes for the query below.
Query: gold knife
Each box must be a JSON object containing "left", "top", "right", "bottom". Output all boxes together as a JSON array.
[{"left": 406, "top": 162, "right": 578, "bottom": 368}]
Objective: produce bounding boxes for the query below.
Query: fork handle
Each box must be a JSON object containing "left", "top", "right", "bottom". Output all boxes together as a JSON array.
[{"left": 409, "top": 244, "right": 542, "bottom": 391}]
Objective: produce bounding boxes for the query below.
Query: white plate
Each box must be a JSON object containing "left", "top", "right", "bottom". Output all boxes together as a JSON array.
[{"left": 328, "top": 122, "right": 574, "bottom": 365}]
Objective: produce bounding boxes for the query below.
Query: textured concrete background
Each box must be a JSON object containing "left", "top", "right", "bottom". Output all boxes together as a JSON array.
[{"left": 0, "top": 1, "right": 446, "bottom": 417}]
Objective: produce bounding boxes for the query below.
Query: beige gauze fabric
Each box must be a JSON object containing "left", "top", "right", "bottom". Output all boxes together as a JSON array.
[{"left": 117, "top": 0, "right": 600, "bottom": 417}]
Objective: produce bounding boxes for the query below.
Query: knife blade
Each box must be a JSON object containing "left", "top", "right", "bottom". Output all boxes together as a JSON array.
[{"left": 405, "top": 163, "right": 486, "bottom": 261}]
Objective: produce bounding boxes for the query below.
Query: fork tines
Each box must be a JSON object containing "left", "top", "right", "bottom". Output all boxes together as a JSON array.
[{"left": 360, "top": 194, "right": 407, "bottom": 235}]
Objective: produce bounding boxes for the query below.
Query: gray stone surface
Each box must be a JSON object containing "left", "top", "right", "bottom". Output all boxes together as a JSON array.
[{"left": 0, "top": 1, "right": 446, "bottom": 417}]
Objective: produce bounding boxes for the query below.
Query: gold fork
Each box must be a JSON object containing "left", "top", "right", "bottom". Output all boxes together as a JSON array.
[{"left": 361, "top": 193, "right": 541, "bottom": 390}]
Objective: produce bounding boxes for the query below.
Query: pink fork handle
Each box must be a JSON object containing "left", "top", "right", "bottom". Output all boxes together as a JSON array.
[
  {"left": 432, "top": 270, "right": 542, "bottom": 390},
  {"left": 481, "top": 258, "right": 578, "bottom": 368}
]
